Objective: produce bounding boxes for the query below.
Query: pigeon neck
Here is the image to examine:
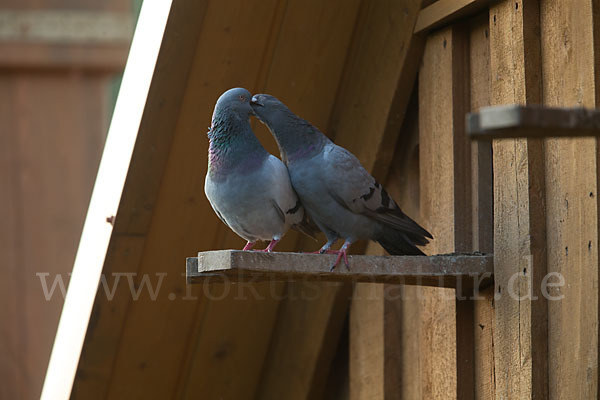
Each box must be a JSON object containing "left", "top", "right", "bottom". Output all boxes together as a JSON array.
[
  {"left": 270, "top": 114, "right": 328, "bottom": 164},
  {"left": 208, "top": 116, "right": 267, "bottom": 178}
]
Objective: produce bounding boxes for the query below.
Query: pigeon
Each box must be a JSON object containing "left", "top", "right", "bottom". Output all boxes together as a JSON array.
[
  {"left": 250, "top": 93, "right": 432, "bottom": 268},
  {"left": 204, "top": 88, "right": 316, "bottom": 252}
]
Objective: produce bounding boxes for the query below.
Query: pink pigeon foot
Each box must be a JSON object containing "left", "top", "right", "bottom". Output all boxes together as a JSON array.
[
  {"left": 257, "top": 239, "right": 280, "bottom": 252},
  {"left": 242, "top": 241, "right": 255, "bottom": 251},
  {"left": 329, "top": 240, "right": 353, "bottom": 271}
]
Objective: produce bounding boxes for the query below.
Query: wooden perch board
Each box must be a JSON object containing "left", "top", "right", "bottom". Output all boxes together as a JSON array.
[
  {"left": 186, "top": 250, "right": 493, "bottom": 289},
  {"left": 468, "top": 104, "right": 600, "bottom": 139}
]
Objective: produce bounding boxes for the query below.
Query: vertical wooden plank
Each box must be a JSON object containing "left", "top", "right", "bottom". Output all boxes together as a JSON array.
[
  {"left": 540, "top": 0, "right": 599, "bottom": 398},
  {"left": 489, "top": 0, "right": 548, "bottom": 399},
  {"left": 419, "top": 25, "right": 472, "bottom": 399},
  {"left": 469, "top": 13, "right": 495, "bottom": 400}
]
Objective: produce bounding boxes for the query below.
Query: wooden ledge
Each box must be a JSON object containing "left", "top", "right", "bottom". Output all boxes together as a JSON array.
[
  {"left": 186, "top": 250, "right": 493, "bottom": 289},
  {"left": 468, "top": 104, "right": 600, "bottom": 139}
]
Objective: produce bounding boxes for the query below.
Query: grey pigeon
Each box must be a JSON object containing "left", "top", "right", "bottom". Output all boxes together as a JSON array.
[
  {"left": 204, "top": 88, "right": 316, "bottom": 251},
  {"left": 251, "top": 94, "right": 432, "bottom": 268}
]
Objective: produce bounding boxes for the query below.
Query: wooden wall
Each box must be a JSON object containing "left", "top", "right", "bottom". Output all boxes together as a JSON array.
[
  {"left": 49, "top": 0, "right": 600, "bottom": 398},
  {"left": 0, "top": 1, "right": 131, "bottom": 399}
]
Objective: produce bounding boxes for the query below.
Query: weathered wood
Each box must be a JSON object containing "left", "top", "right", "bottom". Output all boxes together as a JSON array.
[
  {"left": 468, "top": 104, "right": 600, "bottom": 139},
  {"left": 419, "top": 25, "right": 475, "bottom": 399},
  {"left": 540, "top": 0, "right": 599, "bottom": 397},
  {"left": 186, "top": 251, "right": 493, "bottom": 289},
  {"left": 489, "top": 0, "right": 548, "bottom": 399},
  {"left": 469, "top": 13, "right": 495, "bottom": 400},
  {"left": 414, "top": 0, "right": 498, "bottom": 34}
]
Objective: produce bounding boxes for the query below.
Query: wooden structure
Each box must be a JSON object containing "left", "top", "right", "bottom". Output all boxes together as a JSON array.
[
  {"left": 0, "top": 2, "right": 133, "bottom": 399},
  {"left": 43, "top": 0, "right": 600, "bottom": 399},
  {"left": 186, "top": 251, "right": 493, "bottom": 288}
]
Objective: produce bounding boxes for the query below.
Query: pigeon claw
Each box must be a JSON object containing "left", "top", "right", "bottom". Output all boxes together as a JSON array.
[{"left": 328, "top": 249, "right": 350, "bottom": 272}]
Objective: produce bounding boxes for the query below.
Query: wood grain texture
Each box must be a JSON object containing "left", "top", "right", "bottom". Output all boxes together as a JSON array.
[
  {"left": 469, "top": 13, "right": 495, "bottom": 400},
  {"left": 419, "top": 25, "right": 473, "bottom": 399},
  {"left": 540, "top": 0, "right": 599, "bottom": 398},
  {"left": 414, "top": 0, "right": 497, "bottom": 34},
  {"left": 187, "top": 251, "right": 494, "bottom": 288},
  {"left": 349, "top": 93, "right": 420, "bottom": 400},
  {"left": 489, "top": 0, "right": 548, "bottom": 398}
]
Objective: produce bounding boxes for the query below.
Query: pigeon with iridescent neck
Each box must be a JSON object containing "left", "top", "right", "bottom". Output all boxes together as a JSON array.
[
  {"left": 204, "top": 88, "right": 316, "bottom": 251},
  {"left": 251, "top": 93, "right": 432, "bottom": 269}
]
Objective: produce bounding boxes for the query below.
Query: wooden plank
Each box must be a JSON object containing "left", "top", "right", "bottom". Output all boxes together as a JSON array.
[
  {"left": 187, "top": 251, "right": 493, "bottom": 288},
  {"left": 378, "top": 91, "right": 423, "bottom": 400},
  {"left": 468, "top": 104, "right": 600, "bottom": 139},
  {"left": 540, "top": 0, "right": 599, "bottom": 397},
  {"left": 469, "top": 13, "right": 495, "bottom": 400},
  {"left": 419, "top": 23, "right": 475, "bottom": 399},
  {"left": 414, "top": 0, "right": 497, "bottom": 34},
  {"left": 489, "top": 0, "right": 548, "bottom": 398}
]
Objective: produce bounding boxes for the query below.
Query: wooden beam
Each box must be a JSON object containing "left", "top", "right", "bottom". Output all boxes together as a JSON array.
[
  {"left": 489, "top": 0, "right": 548, "bottom": 398},
  {"left": 419, "top": 24, "right": 474, "bottom": 399},
  {"left": 540, "top": 0, "right": 599, "bottom": 397},
  {"left": 186, "top": 251, "right": 493, "bottom": 289},
  {"left": 468, "top": 104, "right": 600, "bottom": 139},
  {"left": 414, "top": 0, "right": 498, "bottom": 34}
]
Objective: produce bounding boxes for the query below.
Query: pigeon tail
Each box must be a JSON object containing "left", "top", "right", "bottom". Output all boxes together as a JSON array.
[{"left": 376, "top": 226, "right": 428, "bottom": 256}]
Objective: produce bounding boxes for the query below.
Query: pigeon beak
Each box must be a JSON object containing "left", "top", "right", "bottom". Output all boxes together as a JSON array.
[{"left": 251, "top": 95, "right": 264, "bottom": 107}]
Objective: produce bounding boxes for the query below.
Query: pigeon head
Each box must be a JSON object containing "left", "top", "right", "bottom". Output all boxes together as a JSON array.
[
  {"left": 250, "top": 94, "right": 328, "bottom": 163},
  {"left": 249, "top": 94, "right": 289, "bottom": 126},
  {"left": 211, "top": 87, "right": 254, "bottom": 126}
]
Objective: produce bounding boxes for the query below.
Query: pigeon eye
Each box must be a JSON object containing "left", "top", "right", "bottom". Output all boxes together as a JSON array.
[{"left": 239, "top": 95, "right": 246, "bottom": 102}]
